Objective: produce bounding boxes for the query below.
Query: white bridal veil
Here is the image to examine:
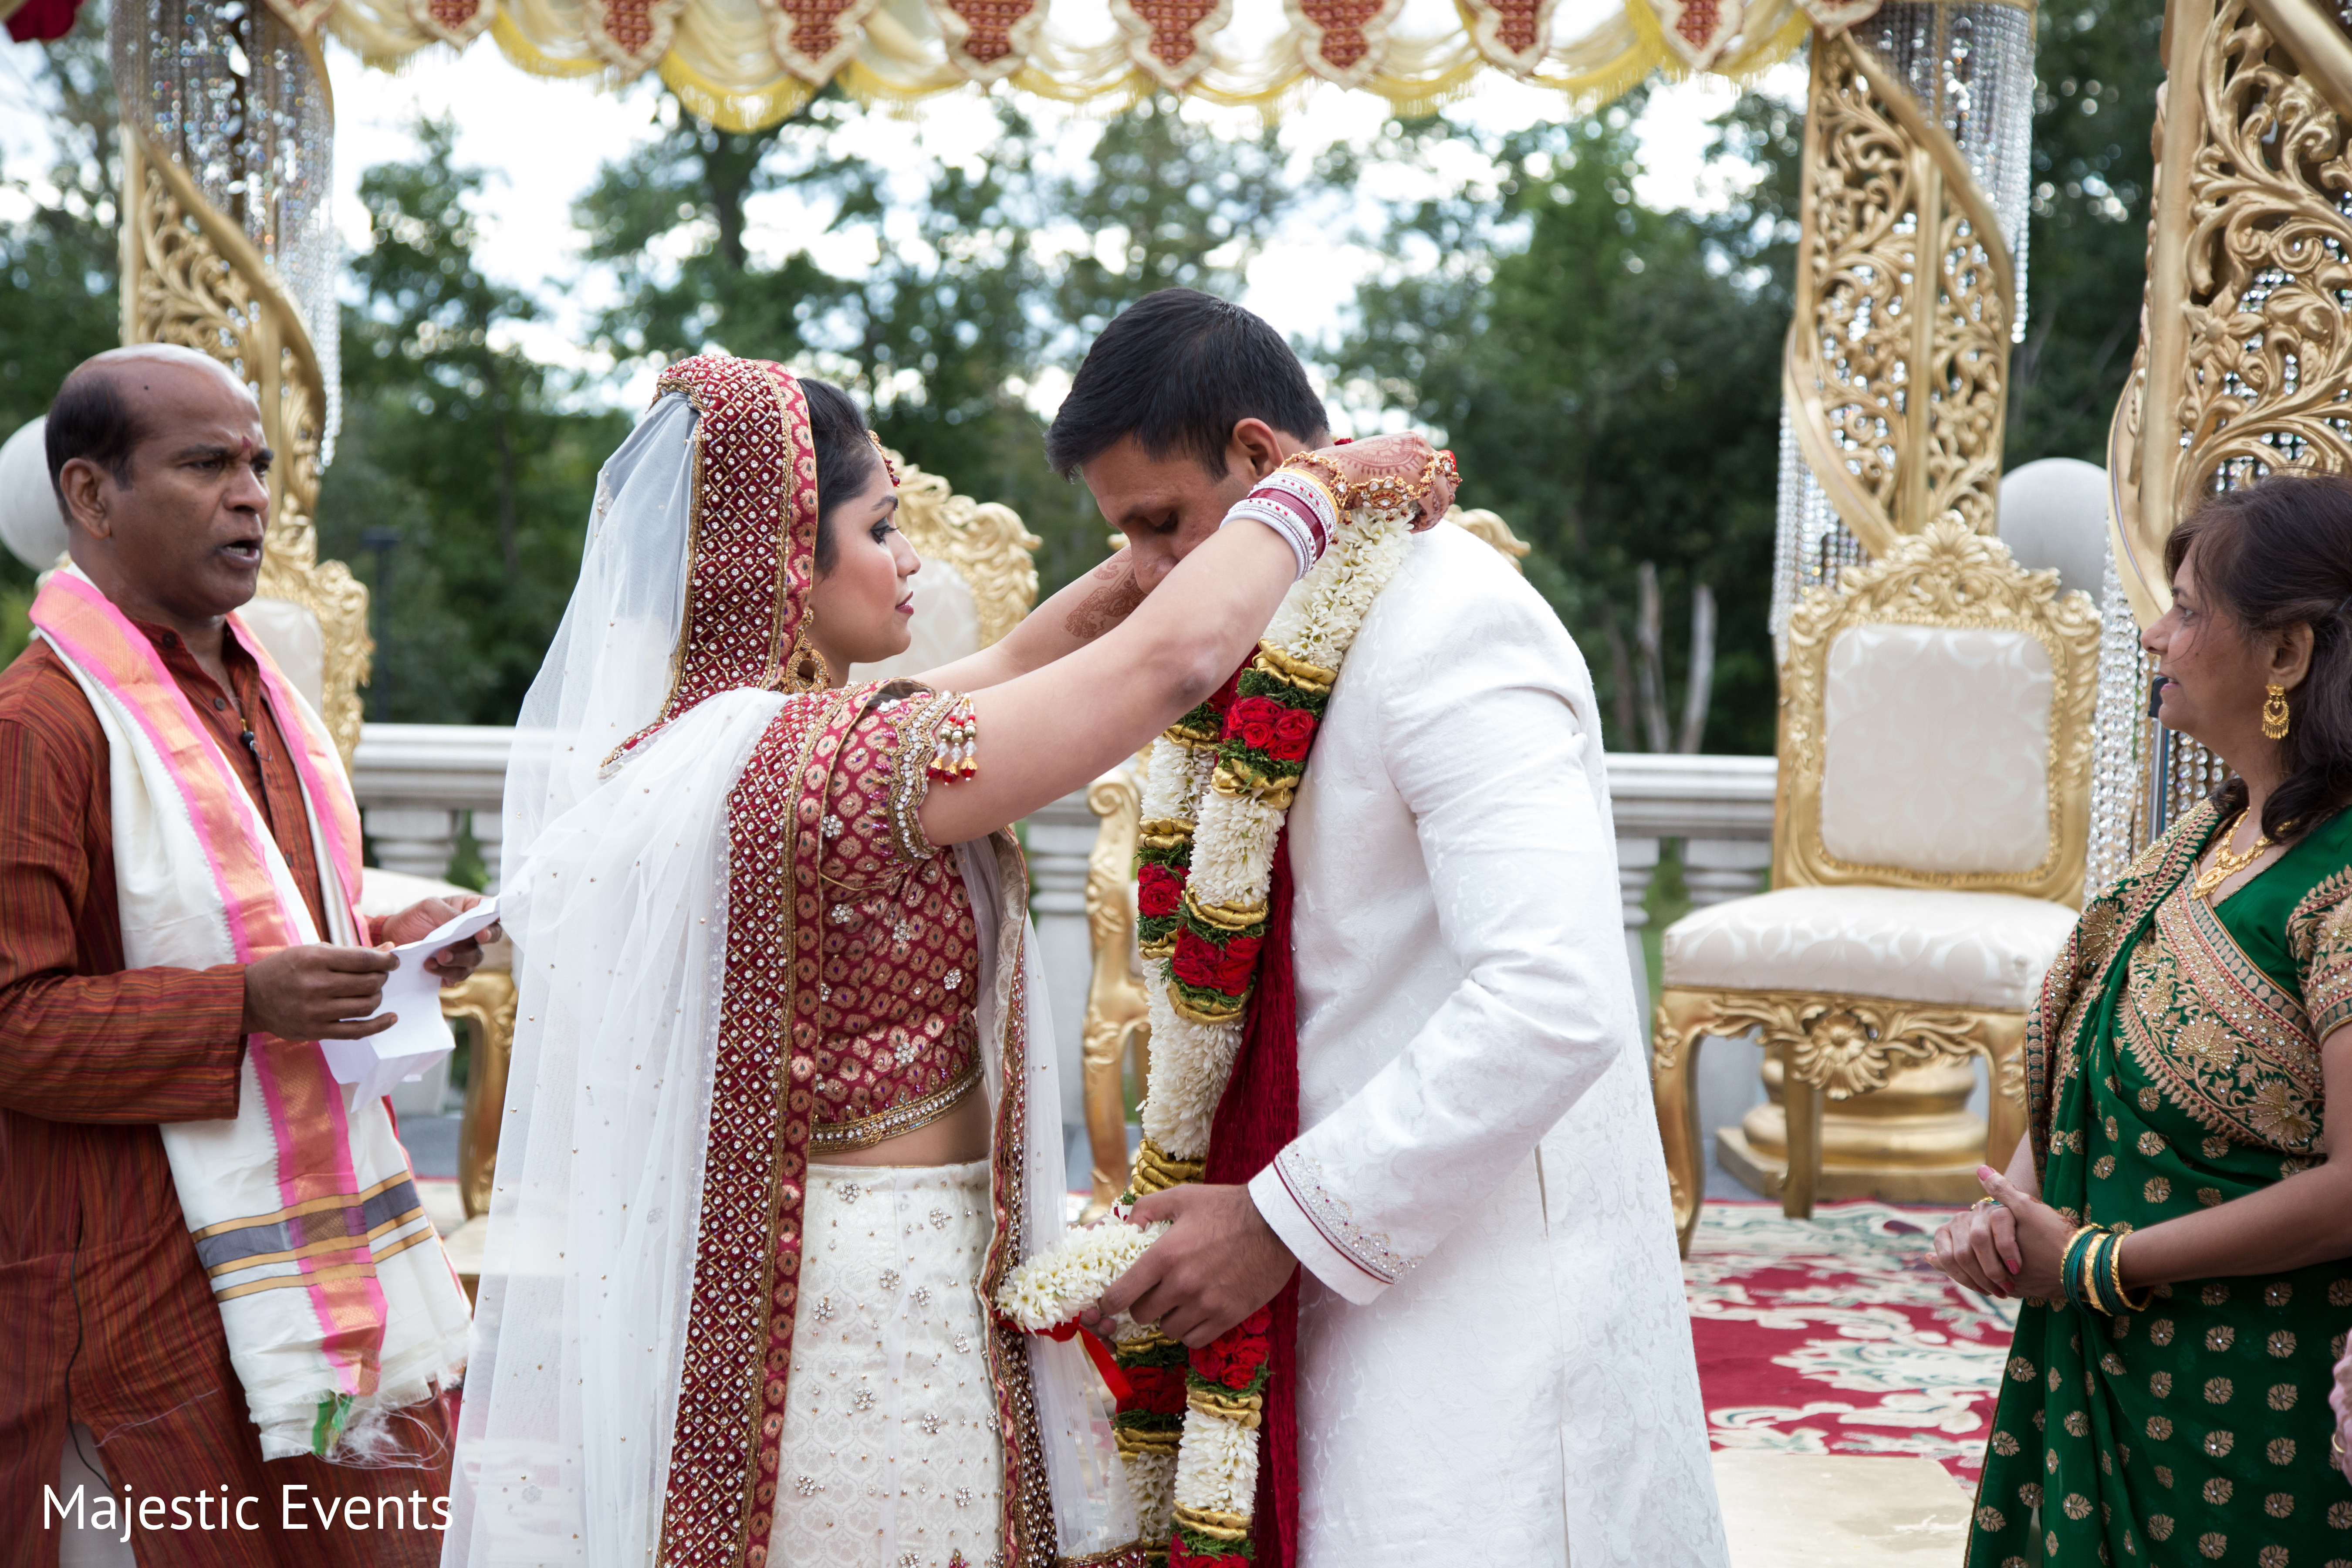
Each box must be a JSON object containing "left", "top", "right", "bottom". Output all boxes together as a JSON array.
[{"left": 443, "top": 391, "right": 1132, "bottom": 1566}]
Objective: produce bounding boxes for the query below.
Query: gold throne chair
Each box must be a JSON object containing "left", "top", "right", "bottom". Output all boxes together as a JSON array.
[
  {"left": 1650, "top": 519, "right": 2100, "bottom": 1255},
  {"left": 1077, "top": 508, "right": 1534, "bottom": 1212}
]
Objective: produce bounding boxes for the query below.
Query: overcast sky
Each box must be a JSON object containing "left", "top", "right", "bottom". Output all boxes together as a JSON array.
[{"left": 1, "top": 26, "right": 1798, "bottom": 415}]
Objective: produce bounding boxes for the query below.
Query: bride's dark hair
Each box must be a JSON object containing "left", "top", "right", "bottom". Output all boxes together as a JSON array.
[
  {"left": 800, "top": 375, "right": 880, "bottom": 574},
  {"left": 2166, "top": 471, "right": 2352, "bottom": 842}
]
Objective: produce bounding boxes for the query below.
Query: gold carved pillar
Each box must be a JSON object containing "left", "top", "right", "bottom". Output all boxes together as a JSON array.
[
  {"left": 1735, "top": 0, "right": 2038, "bottom": 1204},
  {"left": 112, "top": 0, "right": 370, "bottom": 763},
  {"left": 1079, "top": 767, "right": 1152, "bottom": 1222},
  {"left": 2089, "top": 0, "right": 2352, "bottom": 881}
]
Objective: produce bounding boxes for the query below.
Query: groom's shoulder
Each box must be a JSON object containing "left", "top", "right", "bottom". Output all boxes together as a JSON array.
[{"left": 1365, "top": 520, "right": 1573, "bottom": 656}]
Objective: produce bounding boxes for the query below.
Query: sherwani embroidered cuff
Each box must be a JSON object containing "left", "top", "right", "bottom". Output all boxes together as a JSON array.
[{"left": 1249, "top": 1161, "right": 1390, "bottom": 1305}]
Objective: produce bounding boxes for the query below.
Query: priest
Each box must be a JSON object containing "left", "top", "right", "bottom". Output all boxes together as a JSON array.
[{"left": 1, "top": 345, "right": 483, "bottom": 1567}]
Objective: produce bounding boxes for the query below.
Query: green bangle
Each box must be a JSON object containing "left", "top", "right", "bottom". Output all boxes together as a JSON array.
[
  {"left": 2078, "top": 1230, "right": 2107, "bottom": 1313},
  {"left": 2090, "top": 1231, "right": 2123, "bottom": 1314},
  {"left": 2061, "top": 1224, "right": 2110, "bottom": 1313}
]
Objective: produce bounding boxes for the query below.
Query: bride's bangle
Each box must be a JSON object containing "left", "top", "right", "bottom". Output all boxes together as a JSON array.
[{"left": 1222, "top": 471, "right": 1340, "bottom": 578}]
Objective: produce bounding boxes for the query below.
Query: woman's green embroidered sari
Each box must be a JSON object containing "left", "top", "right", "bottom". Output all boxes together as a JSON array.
[{"left": 1969, "top": 801, "right": 2352, "bottom": 1568}]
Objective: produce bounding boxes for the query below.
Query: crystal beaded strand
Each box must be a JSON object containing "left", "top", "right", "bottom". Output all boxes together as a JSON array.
[
  {"left": 111, "top": 0, "right": 339, "bottom": 458},
  {"left": 2087, "top": 544, "right": 2152, "bottom": 891}
]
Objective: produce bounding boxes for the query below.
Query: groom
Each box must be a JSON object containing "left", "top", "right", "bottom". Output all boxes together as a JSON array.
[{"left": 972, "top": 290, "right": 1726, "bottom": 1567}]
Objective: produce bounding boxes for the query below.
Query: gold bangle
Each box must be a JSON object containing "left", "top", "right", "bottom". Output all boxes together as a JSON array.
[
  {"left": 2106, "top": 1231, "right": 2152, "bottom": 1312},
  {"left": 2060, "top": 1224, "right": 2104, "bottom": 1312}
]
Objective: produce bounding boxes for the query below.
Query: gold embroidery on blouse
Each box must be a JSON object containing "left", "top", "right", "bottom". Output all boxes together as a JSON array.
[{"left": 808, "top": 1059, "right": 981, "bottom": 1152}]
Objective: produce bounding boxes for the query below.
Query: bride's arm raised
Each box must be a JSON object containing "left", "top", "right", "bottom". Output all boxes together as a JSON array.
[
  {"left": 916, "top": 521, "right": 1294, "bottom": 848},
  {"left": 919, "top": 549, "right": 1146, "bottom": 694},
  {"left": 916, "top": 431, "right": 1453, "bottom": 847}
]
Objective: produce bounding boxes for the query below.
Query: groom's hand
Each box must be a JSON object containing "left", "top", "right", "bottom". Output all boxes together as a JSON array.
[{"left": 1083, "top": 1183, "right": 1297, "bottom": 1348}]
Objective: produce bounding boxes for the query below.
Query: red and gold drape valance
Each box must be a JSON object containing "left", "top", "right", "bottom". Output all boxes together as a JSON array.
[{"left": 284, "top": 0, "right": 1874, "bottom": 132}]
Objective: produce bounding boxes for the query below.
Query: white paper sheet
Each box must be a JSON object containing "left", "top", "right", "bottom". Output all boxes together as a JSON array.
[{"left": 323, "top": 899, "right": 501, "bottom": 1110}]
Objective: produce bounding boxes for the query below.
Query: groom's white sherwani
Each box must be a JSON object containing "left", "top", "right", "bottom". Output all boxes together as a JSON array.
[{"left": 1247, "top": 521, "right": 1728, "bottom": 1567}]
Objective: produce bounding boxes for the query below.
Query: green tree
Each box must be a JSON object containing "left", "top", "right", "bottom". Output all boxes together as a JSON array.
[
  {"left": 319, "top": 120, "right": 625, "bottom": 723},
  {"left": 0, "top": 3, "right": 119, "bottom": 657},
  {"left": 575, "top": 91, "right": 1308, "bottom": 595},
  {"left": 574, "top": 92, "right": 847, "bottom": 371},
  {"left": 1335, "top": 103, "right": 1785, "bottom": 753},
  {"left": 1050, "top": 97, "right": 1290, "bottom": 342}
]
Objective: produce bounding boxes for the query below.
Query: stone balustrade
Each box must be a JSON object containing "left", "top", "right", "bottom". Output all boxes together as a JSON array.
[
  {"left": 1603, "top": 751, "right": 1778, "bottom": 1019},
  {"left": 350, "top": 725, "right": 1780, "bottom": 1146},
  {"left": 351, "top": 724, "right": 515, "bottom": 888}
]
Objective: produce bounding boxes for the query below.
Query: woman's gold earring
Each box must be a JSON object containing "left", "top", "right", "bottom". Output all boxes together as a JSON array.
[
  {"left": 784, "top": 612, "right": 829, "bottom": 693},
  {"left": 2263, "top": 682, "right": 2291, "bottom": 741}
]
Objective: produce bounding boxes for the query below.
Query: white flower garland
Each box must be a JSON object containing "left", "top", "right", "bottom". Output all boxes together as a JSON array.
[{"left": 997, "top": 499, "right": 1417, "bottom": 1557}]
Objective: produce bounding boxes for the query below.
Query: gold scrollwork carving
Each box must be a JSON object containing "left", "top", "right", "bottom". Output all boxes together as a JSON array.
[
  {"left": 443, "top": 967, "right": 520, "bottom": 1220},
  {"left": 1785, "top": 27, "right": 2016, "bottom": 558},
  {"left": 2107, "top": 0, "right": 2352, "bottom": 628},
  {"left": 120, "top": 128, "right": 372, "bottom": 765},
  {"left": 1690, "top": 991, "right": 1988, "bottom": 1100},
  {"left": 1081, "top": 767, "right": 1153, "bottom": 1219},
  {"left": 884, "top": 451, "right": 1043, "bottom": 648},
  {"left": 1651, "top": 983, "right": 2028, "bottom": 1253},
  {"left": 1775, "top": 517, "right": 2102, "bottom": 905}
]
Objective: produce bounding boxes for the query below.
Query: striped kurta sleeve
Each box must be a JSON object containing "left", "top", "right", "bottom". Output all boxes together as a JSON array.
[{"left": 0, "top": 653, "right": 247, "bottom": 1125}]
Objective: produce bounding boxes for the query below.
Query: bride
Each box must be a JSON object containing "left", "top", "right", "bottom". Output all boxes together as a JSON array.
[{"left": 441, "top": 355, "right": 1450, "bottom": 1568}]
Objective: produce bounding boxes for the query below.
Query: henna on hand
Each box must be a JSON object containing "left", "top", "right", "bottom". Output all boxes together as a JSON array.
[
  {"left": 1294, "top": 433, "right": 1460, "bottom": 530},
  {"left": 1064, "top": 551, "right": 1147, "bottom": 642}
]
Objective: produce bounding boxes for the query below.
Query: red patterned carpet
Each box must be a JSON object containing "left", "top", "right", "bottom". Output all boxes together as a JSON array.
[{"left": 1685, "top": 1199, "right": 2015, "bottom": 1487}]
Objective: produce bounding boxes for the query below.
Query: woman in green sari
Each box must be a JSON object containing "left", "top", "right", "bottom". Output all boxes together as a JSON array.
[{"left": 1936, "top": 473, "right": 2352, "bottom": 1568}]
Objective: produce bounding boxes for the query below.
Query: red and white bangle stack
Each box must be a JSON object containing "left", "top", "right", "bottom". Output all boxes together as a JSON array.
[{"left": 1222, "top": 470, "right": 1342, "bottom": 578}]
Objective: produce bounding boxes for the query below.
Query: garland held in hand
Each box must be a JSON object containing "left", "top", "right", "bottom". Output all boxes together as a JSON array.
[{"left": 998, "top": 442, "right": 1454, "bottom": 1565}]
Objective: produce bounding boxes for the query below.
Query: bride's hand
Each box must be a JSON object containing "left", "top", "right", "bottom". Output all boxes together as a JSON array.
[{"left": 1296, "top": 433, "right": 1459, "bottom": 530}]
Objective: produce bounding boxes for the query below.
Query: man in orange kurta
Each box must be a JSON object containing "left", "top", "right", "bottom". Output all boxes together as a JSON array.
[{"left": 0, "top": 346, "right": 487, "bottom": 1567}]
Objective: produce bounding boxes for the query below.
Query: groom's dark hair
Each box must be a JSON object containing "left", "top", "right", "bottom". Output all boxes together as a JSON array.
[{"left": 1045, "top": 290, "right": 1329, "bottom": 480}]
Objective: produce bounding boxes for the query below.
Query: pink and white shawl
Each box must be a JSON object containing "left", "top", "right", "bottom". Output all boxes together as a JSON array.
[{"left": 32, "top": 565, "right": 471, "bottom": 1461}]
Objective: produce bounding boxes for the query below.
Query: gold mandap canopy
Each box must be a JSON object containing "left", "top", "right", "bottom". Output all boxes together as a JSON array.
[{"left": 213, "top": 0, "right": 1833, "bottom": 131}]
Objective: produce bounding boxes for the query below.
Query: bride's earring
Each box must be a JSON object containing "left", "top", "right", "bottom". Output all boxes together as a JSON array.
[{"left": 784, "top": 611, "right": 830, "bottom": 693}]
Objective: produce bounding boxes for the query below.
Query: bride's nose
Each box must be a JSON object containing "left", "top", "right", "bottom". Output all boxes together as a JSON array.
[{"left": 892, "top": 534, "right": 921, "bottom": 576}]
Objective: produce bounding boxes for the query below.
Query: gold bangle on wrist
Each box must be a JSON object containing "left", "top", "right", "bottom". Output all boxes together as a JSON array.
[{"left": 2105, "top": 1230, "right": 2152, "bottom": 1311}]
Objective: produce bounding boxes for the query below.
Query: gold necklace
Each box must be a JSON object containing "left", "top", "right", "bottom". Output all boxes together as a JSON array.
[{"left": 2192, "top": 812, "right": 2274, "bottom": 902}]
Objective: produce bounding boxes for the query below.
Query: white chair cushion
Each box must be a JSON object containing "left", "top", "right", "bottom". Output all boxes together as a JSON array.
[
  {"left": 1820, "top": 622, "right": 2053, "bottom": 875},
  {"left": 1660, "top": 885, "right": 2078, "bottom": 1013}
]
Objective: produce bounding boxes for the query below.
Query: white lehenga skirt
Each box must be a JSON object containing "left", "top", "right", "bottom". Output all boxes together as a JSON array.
[{"left": 767, "top": 1159, "right": 1004, "bottom": 1568}]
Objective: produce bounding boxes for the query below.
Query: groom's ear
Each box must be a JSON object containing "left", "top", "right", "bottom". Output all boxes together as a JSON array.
[{"left": 1227, "top": 418, "right": 1292, "bottom": 483}]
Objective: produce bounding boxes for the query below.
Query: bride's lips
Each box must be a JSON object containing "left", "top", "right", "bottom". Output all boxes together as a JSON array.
[{"left": 895, "top": 595, "right": 914, "bottom": 616}]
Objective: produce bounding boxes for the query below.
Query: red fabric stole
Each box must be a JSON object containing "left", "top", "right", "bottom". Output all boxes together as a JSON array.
[{"left": 1202, "top": 835, "right": 1302, "bottom": 1568}]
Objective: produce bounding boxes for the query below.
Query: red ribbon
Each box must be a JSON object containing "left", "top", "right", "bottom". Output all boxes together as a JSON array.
[{"left": 1023, "top": 1316, "right": 1133, "bottom": 1403}]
